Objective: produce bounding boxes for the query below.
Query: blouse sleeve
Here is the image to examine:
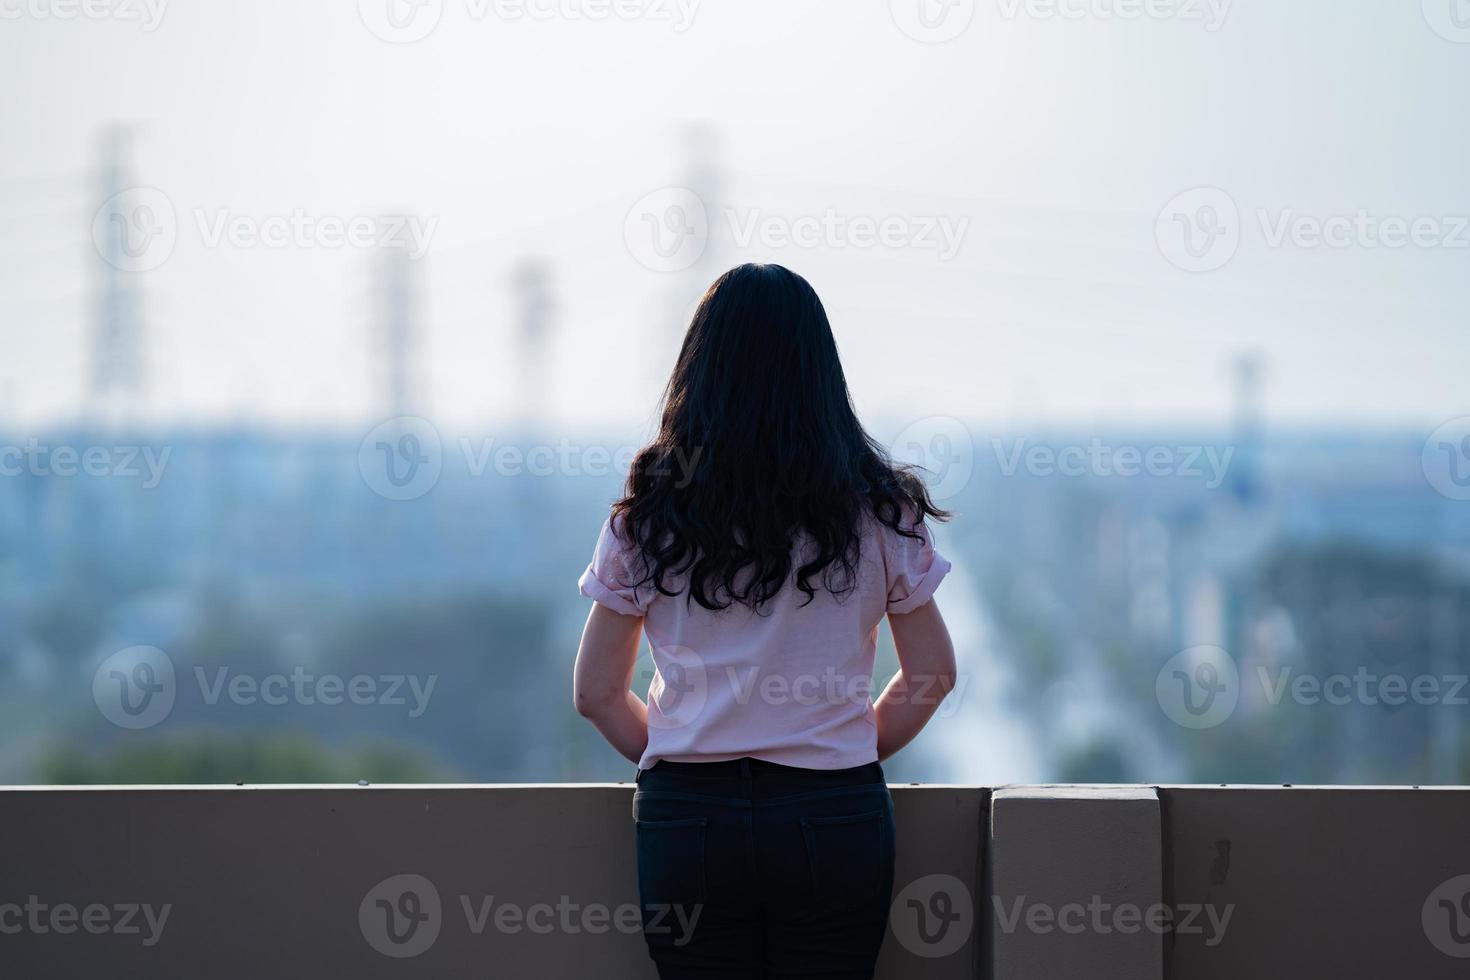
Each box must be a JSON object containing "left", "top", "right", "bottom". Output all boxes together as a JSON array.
[
  {"left": 578, "top": 517, "right": 650, "bottom": 617},
  {"left": 884, "top": 518, "right": 952, "bottom": 614}
]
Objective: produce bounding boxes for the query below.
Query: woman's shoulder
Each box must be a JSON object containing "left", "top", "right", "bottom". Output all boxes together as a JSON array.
[
  {"left": 579, "top": 511, "right": 654, "bottom": 617},
  {"left": 861, "top": 501, "right": 951, "bottom": 613}
]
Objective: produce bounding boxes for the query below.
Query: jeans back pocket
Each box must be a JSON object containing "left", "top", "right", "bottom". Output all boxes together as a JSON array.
[
  {"left": 635, "top": 816, "right": 708, "bottom": 909},
  {"left": 800, "top": 809, "right": 890, "bottom": 910}
]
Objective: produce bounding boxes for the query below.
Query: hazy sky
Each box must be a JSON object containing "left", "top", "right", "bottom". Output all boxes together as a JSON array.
[{"left": 2, "top": 0, "right": 1468, "bottom": 434}]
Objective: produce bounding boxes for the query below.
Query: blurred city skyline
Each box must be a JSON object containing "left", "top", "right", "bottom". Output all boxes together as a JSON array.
[{"left": 2, "top": 1, "right": 1469, "bottom": 790}]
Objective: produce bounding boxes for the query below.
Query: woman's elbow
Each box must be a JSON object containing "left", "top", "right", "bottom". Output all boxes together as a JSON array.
[
  {"left": 574, "top": 685, "right": 620, "bottom": 719},
  {"left": 926, "top": 645, "right": 959, "bottom": 698},
  {"left": 921, "top": 658, "right": 958, "bottom": 700}
]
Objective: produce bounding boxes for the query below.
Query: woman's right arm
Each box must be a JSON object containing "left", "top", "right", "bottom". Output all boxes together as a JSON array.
[
  {"left": 573, "top": 603, "right": 650, "bottom": 764},
  {"left": 874, "top": 597, "right": 957, "bottom": 762}
]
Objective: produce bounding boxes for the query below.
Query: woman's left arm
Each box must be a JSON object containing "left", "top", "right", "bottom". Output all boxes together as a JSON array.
[{"left": 573, "top": 604, "right": 649, "bottom": 764}]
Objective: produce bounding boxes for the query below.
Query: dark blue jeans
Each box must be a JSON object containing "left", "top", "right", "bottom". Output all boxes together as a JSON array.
[{"left": 632, "top": 758, "right": 896, "bottom": 979}]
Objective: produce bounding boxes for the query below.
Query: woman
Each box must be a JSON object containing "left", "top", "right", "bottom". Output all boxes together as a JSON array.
[{"left": 574, "top": 263, "right": 957, "bottom": 979}]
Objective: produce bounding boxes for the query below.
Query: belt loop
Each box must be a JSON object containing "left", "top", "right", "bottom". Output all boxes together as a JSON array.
[{"left": 739, "top": 757, "right": 752, "bottom": 779}]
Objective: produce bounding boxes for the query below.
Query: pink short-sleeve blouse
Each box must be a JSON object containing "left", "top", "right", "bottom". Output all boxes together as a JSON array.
[{"left": 578, "top": 512, "right": 950, "bottom": 770}]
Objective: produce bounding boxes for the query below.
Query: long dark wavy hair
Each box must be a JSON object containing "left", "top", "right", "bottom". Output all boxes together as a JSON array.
[{"left": 613, "top": 264, "right": 948, "bottom": 611}]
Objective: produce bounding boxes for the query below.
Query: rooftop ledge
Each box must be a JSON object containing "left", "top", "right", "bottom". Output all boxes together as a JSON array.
[{"left": 2, "top": 784, "right": 1467, "bottom": 979}]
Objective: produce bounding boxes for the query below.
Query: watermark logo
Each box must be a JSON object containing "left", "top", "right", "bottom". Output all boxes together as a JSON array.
[
  {"left": 1423, "top": 417, "right": 1470, "bottom": 502},
  {"left": 624, "top": 187, "right": 709, "bottom": 273},
  {"left": 93, "top": 650, "right": 436, "bottom": 727},
  {"left": 1160, "top": 188, "right": 1470, "bottom": 272},
  {"left": 1424, "top": 875, "right": 1470, "bottom": 958},
  {"left": 890, "top": 874, "right": 973, "bottom": 958},
  {"left": 892, "top": 417, "right": 975, "bottom": 502},
  {"left": 96, "top": 190, "right": 435, "bottom": 265},
  {"left": 92, "top": 186, "right": 178, "bottom": 273},
  {"left": 360, "top": 874, "right": 443, "bottom": 958},
  {"left": 730, "top": 666, "right": 965, "bottom": 715},
  {"left": 0, "top": 0, "right": 168, "bottom": 30},
  {"left": 369, "top": 428, "right": 708, "bottom": 490},
  {"left": 1156, "top": 645, "right": 1239, "bottom": 730},
  {"left": 358, "top": 0, "right": 445, "bottom": 43},
  {"left": 360, "top": 874, "right": 696, "bottom": 953},
  {"left": 93, "top": 646, "right": 176, "bottom": 730},
  {"left": 635, "top": 656, "right": 964, "bottom": 728},
  {"left": 1422, "top": 0, "right": 1470, "bottom": 43},
  {"left": 890, "top": 0, "right": 975, "bottom": 43},
  {"left": 1159, "top": 644, "right": 1469, "bottom": 724},
  {"left": 359, "top": 417, "right": 444, "bottom": 501},
  {"left": 645, "top": 645, "right": 709, "bottom": 731},
  {"left": 1156, "top": 187, "right": 1240, "bottom": 273}
]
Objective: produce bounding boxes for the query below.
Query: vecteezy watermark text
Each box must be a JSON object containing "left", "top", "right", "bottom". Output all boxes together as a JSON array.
[
  {"left": 0, "top": 440, "right": 170, "bottom": 488},
  {"left": 460, "top": 438, "right": 701, "bottom": 484},
  {"left": 359, "top": 417, "right": 706, "bottom": 501},
  {"left": 1257, "top": 666, "right": 1468, "bottom": 709},
  {"left": 194, "top": 666, "right": 436, "bottom": 718},
  {"left": 357, "top": 0, "right": 701, "bottom": 44},
  {"left": 93, "top": 646, "right": 438, "bottom": 730},
  {"left": 1157, "top": 187, "right": 1470, "bottom": 273},
  {"left": 1157, "top": 645, "right": 1470, "bottom": 730},
  {"left": 358, "top": 874, "right": 700, "bottom": 959},
  {"left": 992, "top": 438, "right": 1235, "bottom": 489},
  {"left": 637, "top": 647, "right": 965, "bottom": 733},
  {"left": 0, "top": 897, "right": 171, "bottom": 947},
  {"left": 992, "top": 896, "right": 1233, "bottom": 946},
  {"left": 623, "top": 189, "right": 970, "bottom": 272},
  {"left": 723, "top": 666, "right": 965, "bottom": 715},
  {"left": 725, "top": 209, "right": 969, "bottom": 262},
  {"left": 92, "top": 187, "right": 438, "bottom": 273},
  {"left": 460, "top": 895, "right": 698, "bottom": 943},
  {"left": 0, "top": 0, "right": 167, "bottom": 30},
  {"left": 194, "top": 209, "right": 437, "bottom": 261},
  {"left": 996, "top": 0, "right": 1232, "bottom": 31}
]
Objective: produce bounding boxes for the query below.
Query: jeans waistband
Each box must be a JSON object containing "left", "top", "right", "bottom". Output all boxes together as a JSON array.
[{"left": 635, "top": 758, "right": 886, "bottom": 800}]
